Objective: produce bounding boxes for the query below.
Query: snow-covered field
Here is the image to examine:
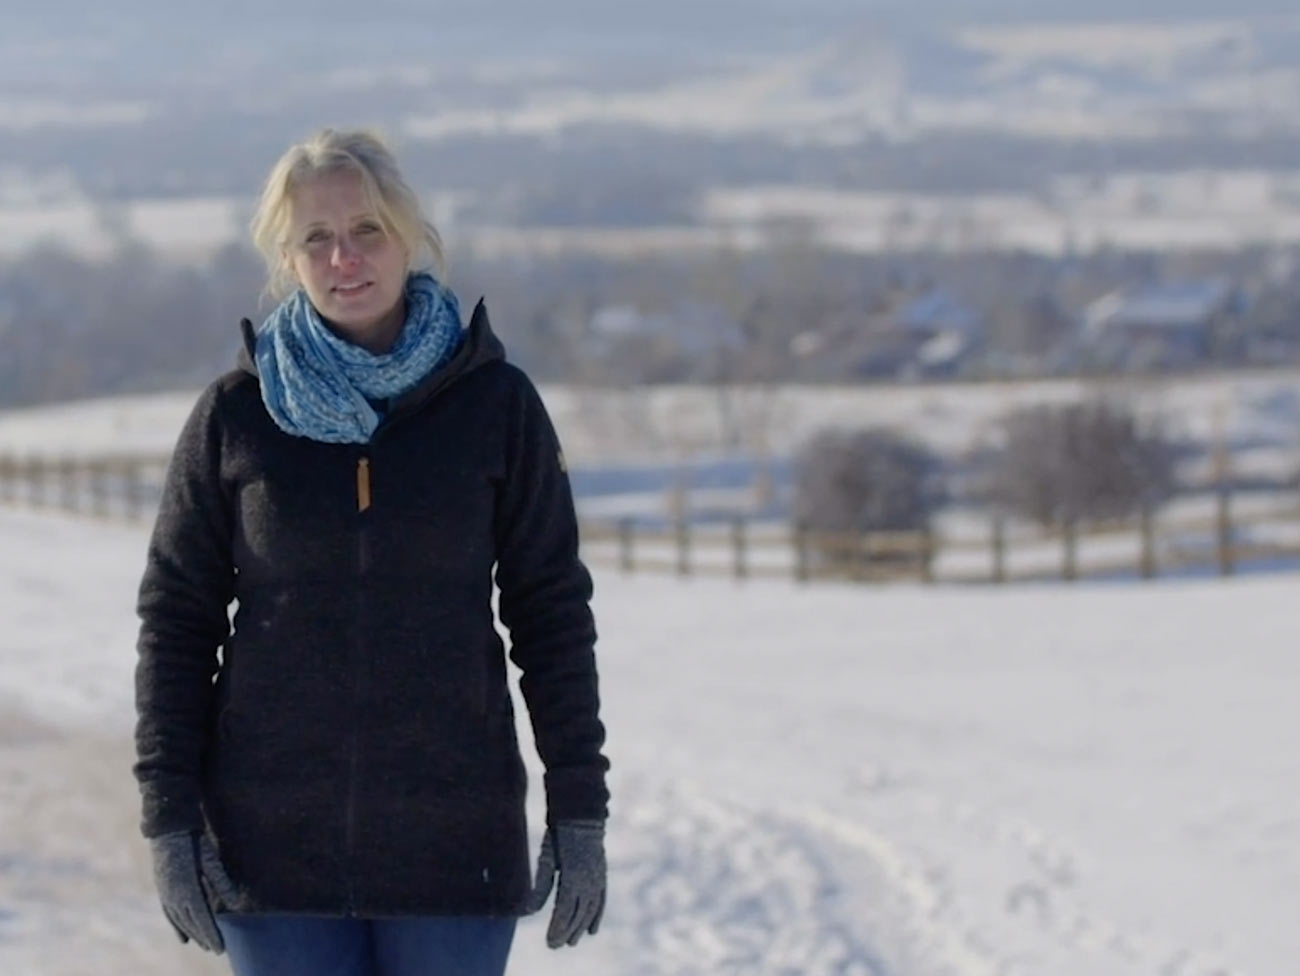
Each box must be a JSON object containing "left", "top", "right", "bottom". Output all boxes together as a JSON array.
[
  {"left": 4, "top": 371, "right": 1300, "bottom": 469},
  {"left": 701, "top": 171, "right": 1300, "bottom": 256},
  {"left": 1, "top": 495, "right": 1298, "bottom": 975},
  {"left": 8, "top": 167, "right": 1300, "bottom": 261}
]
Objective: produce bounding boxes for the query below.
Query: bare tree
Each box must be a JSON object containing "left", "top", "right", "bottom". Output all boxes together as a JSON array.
[{"left": 990, "top": 399, "right": 1178, "bottom": 528}]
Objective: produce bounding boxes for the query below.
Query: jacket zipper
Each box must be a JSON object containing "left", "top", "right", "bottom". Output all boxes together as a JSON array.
[
  {"left": 356, "top": 457, "right": 371, "bottom": 512},
  {"left": 344, "top": 452, "right": 371, "bottom": 914}
]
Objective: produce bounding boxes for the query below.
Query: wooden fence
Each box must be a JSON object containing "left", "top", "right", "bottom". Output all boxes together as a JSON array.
[
  {"left": 573, "top": 492, "right": 1300, "bottom": 584},
  {"left": 2, "top": 451, "right": 1299, "bottom": 584},
  {"left": 0, "top": 452, "right": 172, "bottom": 522}
]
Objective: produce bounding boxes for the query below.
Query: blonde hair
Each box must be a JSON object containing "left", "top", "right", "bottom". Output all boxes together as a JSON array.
[{"left": 250, "top": 127, "right": 444, "bottom": 301}]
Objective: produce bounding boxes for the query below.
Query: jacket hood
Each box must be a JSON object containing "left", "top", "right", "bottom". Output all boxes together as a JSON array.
[{"left": 236, "top": 297, "right": 507, "bottom": 417}]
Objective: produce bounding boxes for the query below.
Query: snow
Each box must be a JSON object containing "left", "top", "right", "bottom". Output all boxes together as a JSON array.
[
  {"left": 8, "top": 20, "right": 1300, "bottom": 260},
  {"left": 0, "top": 97, "right": 152, "bottom": 131},
  {"left": 1, "top": 501, "right": 1298, "bottom": 975},
  {"left": 957, "top": 21, "right": 1257, "bottom": 74},
  {"left": 702, "top": 173, "right": 1300, "bottom": 256},
  {"left": 394, "top": 20, "right": 1300, "bottom": 147},
  {"left": 0, "top": 392, "right": 205, "bottom": 461},
  {"left": 123, "top": 198, "right": 244, "bottom": 254},
  {"left": 0, "top": 201, "right": 117, "bottom": 259},
  {"left": 0, "top": 197, "right": 245, "bottom": 262},
  {"left": 9, "top": 372, "right": 1298, "bottom": 474},
  {"left": 401, "top": 43, "right": 907, "bottom": 145},
  {"left": 5, "top": 165, "right": 1300, "bottom": 261}
]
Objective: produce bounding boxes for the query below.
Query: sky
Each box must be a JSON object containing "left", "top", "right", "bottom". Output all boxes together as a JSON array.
[{"left": 10, "top": 1, "right": 1299, "bottom": 62}]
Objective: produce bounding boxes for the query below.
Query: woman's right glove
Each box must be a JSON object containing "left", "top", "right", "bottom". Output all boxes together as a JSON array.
[
  {"left": 525, "top": 820, "right": 607, "bottom": 948},
  {"left": 148, "top": 830, "right": 241, "bottom": 953}
]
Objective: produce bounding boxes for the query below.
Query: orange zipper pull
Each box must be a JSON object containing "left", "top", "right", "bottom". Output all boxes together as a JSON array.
[{"left": 357, "top": 457, "right": 371, "bottom": 512}]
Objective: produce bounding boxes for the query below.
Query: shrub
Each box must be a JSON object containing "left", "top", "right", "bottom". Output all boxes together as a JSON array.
[
  {"left": 991, "top": 399, "right": 1177, "bottom": 528},
  {"left": 792, "top": 427, "right": 942, "bottom": 574}
]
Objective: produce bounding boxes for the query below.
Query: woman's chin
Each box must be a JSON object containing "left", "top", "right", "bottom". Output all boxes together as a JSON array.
[{"left": 321, "top": 296, "right": 405, "bottom": 351}]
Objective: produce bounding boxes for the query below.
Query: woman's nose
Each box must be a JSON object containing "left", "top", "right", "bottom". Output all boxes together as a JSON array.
[{"left": 331, "top": 237, "right": 361, "bottom": 267}]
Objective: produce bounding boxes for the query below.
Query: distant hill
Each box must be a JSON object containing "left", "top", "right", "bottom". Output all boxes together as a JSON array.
[{"left": 9, "top": 1, "right": 1299, "bottom": 58}]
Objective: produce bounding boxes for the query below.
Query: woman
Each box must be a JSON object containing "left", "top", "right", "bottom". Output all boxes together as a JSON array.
[{"left": 133, "top": 128, "right": 609, "bottom": 976}]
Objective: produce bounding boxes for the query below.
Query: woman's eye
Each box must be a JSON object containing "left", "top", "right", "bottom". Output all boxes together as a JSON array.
[
  {"left": 355, "top": 223, "right": 380, "bottom": 235},
  {"left": 305, "top": 231, "right": 330, "bottom": 244}
]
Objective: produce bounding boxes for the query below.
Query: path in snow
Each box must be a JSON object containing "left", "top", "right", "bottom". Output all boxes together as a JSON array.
[{"left": 0, "top": 703, "right": 225, "bottom": 976}]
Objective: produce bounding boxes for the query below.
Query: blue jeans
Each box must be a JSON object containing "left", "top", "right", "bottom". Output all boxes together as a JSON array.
[{"left": 215, "top": 914, "right": 516, "bottom": 976}]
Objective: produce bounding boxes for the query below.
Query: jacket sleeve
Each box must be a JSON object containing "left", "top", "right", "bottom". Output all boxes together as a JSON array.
[
  {"left": 494, "top": 368, "right": 609, "bottom": 825},
  {"left": 133, "top": 381, "right": 236, "bottom": 838}
]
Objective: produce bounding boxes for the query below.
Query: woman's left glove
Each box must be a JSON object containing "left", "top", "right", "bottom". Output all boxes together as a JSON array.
[
  {"left": 148, "top": 830, "right": 241, "bottom": 953},
  {"left": 525, "top": 820, "right": 607, "bottom": 948}
]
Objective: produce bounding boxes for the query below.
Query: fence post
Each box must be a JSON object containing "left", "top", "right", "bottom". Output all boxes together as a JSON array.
[
  {"left": 991, "top": 513, "right": 1006, "bottom": 584},
  {"left": 90, "top": 461, "right": 109, "bottom": 518},
  {"left": 793, "top": 522, "right": 810, "bottom": 583},
  {"left": 675, "top": 517, "right": 691, "bottom": 577},
  {"left": 30, "top": 457, "right": 47, "bottom": 509},
  {"left": 731, "top": 516, "right": 748, "bottom": 581},
  {"left": 59, "top": 457, "right": 77, "bottom": 512},
  {"left": 618, "top": 518, "right": 634, "bottom": 574},
  {"left": 855, "top": 529, "right": 873, "bottom": 583},
  {"left": 124, "top": 459, "right": 143, "bottom": 521},
  {"left": 919, "top": 525, "right": 935, "bottom": 584},
  {"left": 0, "top": 454, "right": 13, "bottom": 505},
  {"left": 1062, "top": 517, "right": 1078, "bottom": 582},
  {"left": 1216, "top": 486, "right": 1234, "bottom": 577},
  {"left": 1139, "top": 502, "right": 1157, "bottom": 580}
]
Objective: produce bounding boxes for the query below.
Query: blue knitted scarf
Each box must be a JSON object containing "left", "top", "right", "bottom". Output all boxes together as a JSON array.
[{"left": 255, "top": 272, "right": 465, "bottom": 443}]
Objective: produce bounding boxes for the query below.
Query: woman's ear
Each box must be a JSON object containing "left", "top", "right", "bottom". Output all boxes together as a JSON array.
[{"left": 280, "top": 250, "right": 298, "bottom": 286}]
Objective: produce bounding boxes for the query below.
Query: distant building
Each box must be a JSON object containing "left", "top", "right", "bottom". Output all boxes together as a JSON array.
[
  {"left": 1079, "top": 278, "right": 1244, "bottom": 371},
  {"left": 854, "top": 289, "right": 983, "bottom": 380}
]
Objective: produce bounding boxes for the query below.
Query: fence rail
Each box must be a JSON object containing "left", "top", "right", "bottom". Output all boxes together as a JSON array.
[
  {"left": 573, "top": 492, "right": 1300, "bottom": 584},
  {"left": 0, "top": 452, "right": 172, "bottom": 522},
  {"left": 2, "top": 451, "right": 1298, "bottom": 584}
]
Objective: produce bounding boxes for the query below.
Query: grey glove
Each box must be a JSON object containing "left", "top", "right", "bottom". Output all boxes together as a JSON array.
[
  {"left": 525, "top": 820, "right": 607, "bottom": 948},
  {"left": 148, "top": 830, "right": 241, "bottom": 953}
]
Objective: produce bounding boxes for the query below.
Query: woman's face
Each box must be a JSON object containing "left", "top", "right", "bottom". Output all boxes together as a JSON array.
[{"left": 286, "top": 169, "right": 409, "bottom": 350}]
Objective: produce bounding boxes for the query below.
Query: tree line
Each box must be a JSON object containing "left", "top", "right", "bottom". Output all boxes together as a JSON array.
[{"left": 2, "top": 239, "right": 1300, "bottom": 409}]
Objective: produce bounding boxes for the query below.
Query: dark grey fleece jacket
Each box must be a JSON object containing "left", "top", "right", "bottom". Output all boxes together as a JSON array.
[{"left": 133, "top": 301, "right": 608, "bottom": 918}]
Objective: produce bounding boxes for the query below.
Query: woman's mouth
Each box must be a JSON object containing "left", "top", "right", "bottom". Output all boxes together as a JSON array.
[{"left": 334, "top": 282, "right": 373, "bottom": 297}]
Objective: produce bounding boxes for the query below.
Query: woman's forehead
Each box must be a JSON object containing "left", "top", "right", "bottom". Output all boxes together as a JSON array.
[{"left": 290, "top": 172, "right": 378, "bottom": 222}]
